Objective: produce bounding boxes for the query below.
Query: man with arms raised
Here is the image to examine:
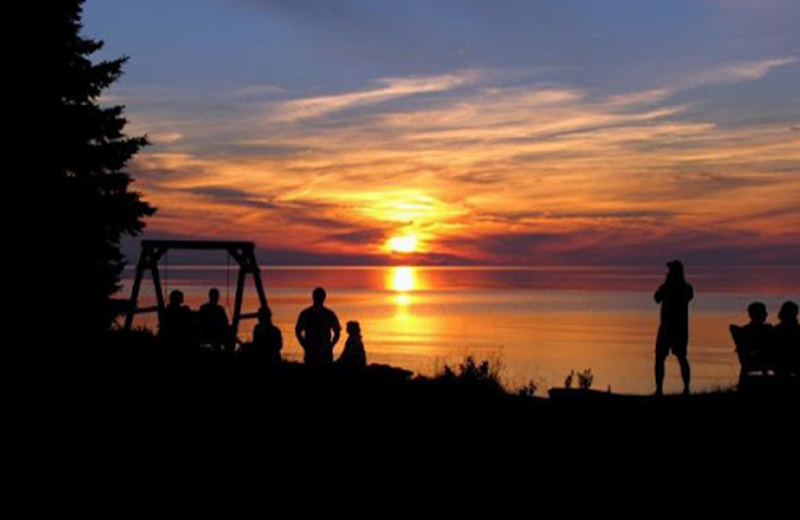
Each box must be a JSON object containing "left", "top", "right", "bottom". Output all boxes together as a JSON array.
[{"left": 654, "top": 260, "right": 694, "bottom": 396}]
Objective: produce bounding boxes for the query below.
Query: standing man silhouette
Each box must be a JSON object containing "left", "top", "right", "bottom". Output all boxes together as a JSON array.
[
  {"left": 654, "top": 260, "right": 694, "bottom": 396},
  {"left": 295, "top": 287, "right": 341, "bottom": 364}
]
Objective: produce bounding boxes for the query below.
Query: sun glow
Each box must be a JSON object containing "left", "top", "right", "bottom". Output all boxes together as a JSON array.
[
  {"left": 394, "top": 293, "right": 412, "bottom": 307},
  {"left": 387, "top": 235, "right": 419, "bottom": 254},
  {"left": 390, "top": 266, "right": 417, "bottom": 292},
  {"left": 388, "top": 267, "right": 418, "bottom": 309}
]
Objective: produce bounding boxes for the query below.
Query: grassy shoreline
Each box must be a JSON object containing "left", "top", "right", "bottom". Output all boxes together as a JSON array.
[{"left": 43, "top": 331, "right": 796, "bottom": 424}]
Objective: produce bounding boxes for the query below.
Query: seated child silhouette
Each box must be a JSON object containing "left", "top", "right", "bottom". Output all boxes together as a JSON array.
[
  {"left": 249, "top": 307, "right": 283, "bottom": 364},
  {"left": 337, "top": 320, "right": 367, "bottom": 367}
]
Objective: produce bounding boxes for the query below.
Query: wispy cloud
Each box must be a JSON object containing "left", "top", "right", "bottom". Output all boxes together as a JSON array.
[
  {"left": 686, "top": 55, "right": 799, "bottom": 88},
  {"left": 268, "top": 71, "right": 481, "bottom": 122},
  {"left": 606, "top": 89, "right": 673, "bottom": 107},
  {"left": 227, "top": 84, "right": 287, "bottom": 98},
  {"left": 124, "top": 56, "right": 800, "bottom": 264},
  {"left": 149, "top": 132, "right": 184, "bottom": 145}
]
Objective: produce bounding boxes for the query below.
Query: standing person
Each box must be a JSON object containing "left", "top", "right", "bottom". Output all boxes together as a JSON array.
[
  {"left": 654, "top": 260, "right": 694, "bottom": 396},
  {"left": 295, "top": 287, "right": 341, "bottom": 364},
  {"left": 198, "top": 288, "right": 231, "bottom": 351},
  {"left": 338, "top": 321, "right": 367, "bottom": 367}
]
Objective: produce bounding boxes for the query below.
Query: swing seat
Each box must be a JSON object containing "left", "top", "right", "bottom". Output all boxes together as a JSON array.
[{"left": 123, "top": 240, "right": 269, "bottom": 342}]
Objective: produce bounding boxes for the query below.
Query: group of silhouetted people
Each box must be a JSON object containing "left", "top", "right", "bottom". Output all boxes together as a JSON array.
[
  {"left": 654, "top": 260, "right": 798, "bottom": 395},
  {"left": 156, "top": 261, "right": 794, "bottom": 391},
  {"left": 158, "top": 286, "right": 366, "bottom": 367},
  {"left": 161, "top": 288, "right": 238, "bottom": 353},
  {"left": 734, "top": 300, "right": 799, "bottom": 379},
  {"left": 293, "top": 287, "right": 366, "bottom": 366}
]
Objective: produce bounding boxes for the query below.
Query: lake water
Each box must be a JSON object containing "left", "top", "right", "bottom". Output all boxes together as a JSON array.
[{"left": 121, "top": 265, "right": 799, "bottom": 395}]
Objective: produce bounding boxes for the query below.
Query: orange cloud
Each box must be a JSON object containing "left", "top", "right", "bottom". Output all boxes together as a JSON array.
[{"left": 122, "top": 60, "right": 800, "bottom": 264}]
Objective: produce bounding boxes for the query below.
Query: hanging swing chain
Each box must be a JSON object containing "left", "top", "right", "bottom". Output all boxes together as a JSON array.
[
  {"left": 226, "top": 253, "right": 232, "bottom": 315},
  {"left": 164, "top": 250, "right": 169, "bottom": 296}
]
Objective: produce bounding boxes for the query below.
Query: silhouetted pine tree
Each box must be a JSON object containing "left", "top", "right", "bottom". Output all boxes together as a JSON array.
[{"left": 34, "top": 0, "right": 154, "bottom": 345}]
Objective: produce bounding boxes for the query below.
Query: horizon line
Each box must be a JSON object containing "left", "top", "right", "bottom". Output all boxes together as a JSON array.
[{"left": 122, "top": 263, "right": 800, "bottom": 271}]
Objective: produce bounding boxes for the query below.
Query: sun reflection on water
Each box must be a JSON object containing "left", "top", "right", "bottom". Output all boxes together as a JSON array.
[
  {"left": 389, "top": 266, "right": 417, "bottom": 292},
  {"left": 394, "top": 293, "right": 412, "bottom": 307},
  {"left": 388, "top": 266, "right": 419, "bottom": 315}
]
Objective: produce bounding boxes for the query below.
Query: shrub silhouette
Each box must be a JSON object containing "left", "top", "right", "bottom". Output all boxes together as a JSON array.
[
  {"left": 516, "top": 380, "right": 539, "bottom": 398},
  {"left": 578, "top": 369, "right": 594, "bottom": 390},
  {"left": 563, "top": 369, "right": 594, "bottom": 390},
  {"left": 438, "top": 356, "right": 506, "bottom": 394},
  {"left": 564, "top": 370, "right": 575, "bottom": 389}
]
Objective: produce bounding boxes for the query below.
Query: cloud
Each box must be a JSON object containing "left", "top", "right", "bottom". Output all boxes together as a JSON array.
[
  {"left": 187, "top": 187, "right": 277, "bottom": 210},
  {"left": 268, "top": 71, "right": 481, "bottom": 122},
  {"left": 444, "top": 226, "right": 800, "bottom": 266},
  {"left": 189, "top": 187, "right": 255, "bottom": 199},
  {"left": 149, "top": 132, "right": 184, "bottom": 144},
  {"left": 227, "top": 84, "right": 286, "bottom": 98},
  {"left": 687, "top": 56, "right": 799, "bottom": 88},
  {"left": 125, "top": 55, "right": 800, "bottom": 265},
  {"left": 329, "top": 229, "right": 388, "bottom": 245},
  {"left": 600, "top": 56, "right": 800, "bottom": 112},
  {"left": 606, "top": 89, "right": 673, "bottom": 107},
  {"left": 130, "top": 153, "right": 213, "bottom": 185}
]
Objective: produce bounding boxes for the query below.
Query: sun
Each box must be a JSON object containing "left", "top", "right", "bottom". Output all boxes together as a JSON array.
[{"left": 387, "top": 235, "right": 418, "bottom": 254}]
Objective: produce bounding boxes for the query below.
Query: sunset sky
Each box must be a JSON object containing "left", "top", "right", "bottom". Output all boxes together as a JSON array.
[{"left": 85, "top": 0, "right": 800, "bottom": 265}]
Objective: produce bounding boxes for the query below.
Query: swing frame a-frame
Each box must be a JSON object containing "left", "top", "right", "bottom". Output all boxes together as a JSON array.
[{"left": 123, "top": 240, "right": 268, "bottom": 341}]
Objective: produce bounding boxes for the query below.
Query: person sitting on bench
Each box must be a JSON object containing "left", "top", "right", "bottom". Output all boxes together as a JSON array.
[
  {"left": 731, "top": 302, "right": 775, "bottom": 383},
  {"left": 775, "top": 301, "right": 799, "bottom": 377}
]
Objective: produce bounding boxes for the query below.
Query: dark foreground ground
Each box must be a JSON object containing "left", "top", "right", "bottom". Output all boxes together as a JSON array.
[
  {"left": 19, "top": 331, "right": 799, "bottom": 497},
  {"left": 32, "top": 332, "right": 798, "bottom": 435}
]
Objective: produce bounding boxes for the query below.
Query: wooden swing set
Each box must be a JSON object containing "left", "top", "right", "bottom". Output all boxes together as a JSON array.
[{"left": 123, "top": 240, "right": 268, "bottom": 340}]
